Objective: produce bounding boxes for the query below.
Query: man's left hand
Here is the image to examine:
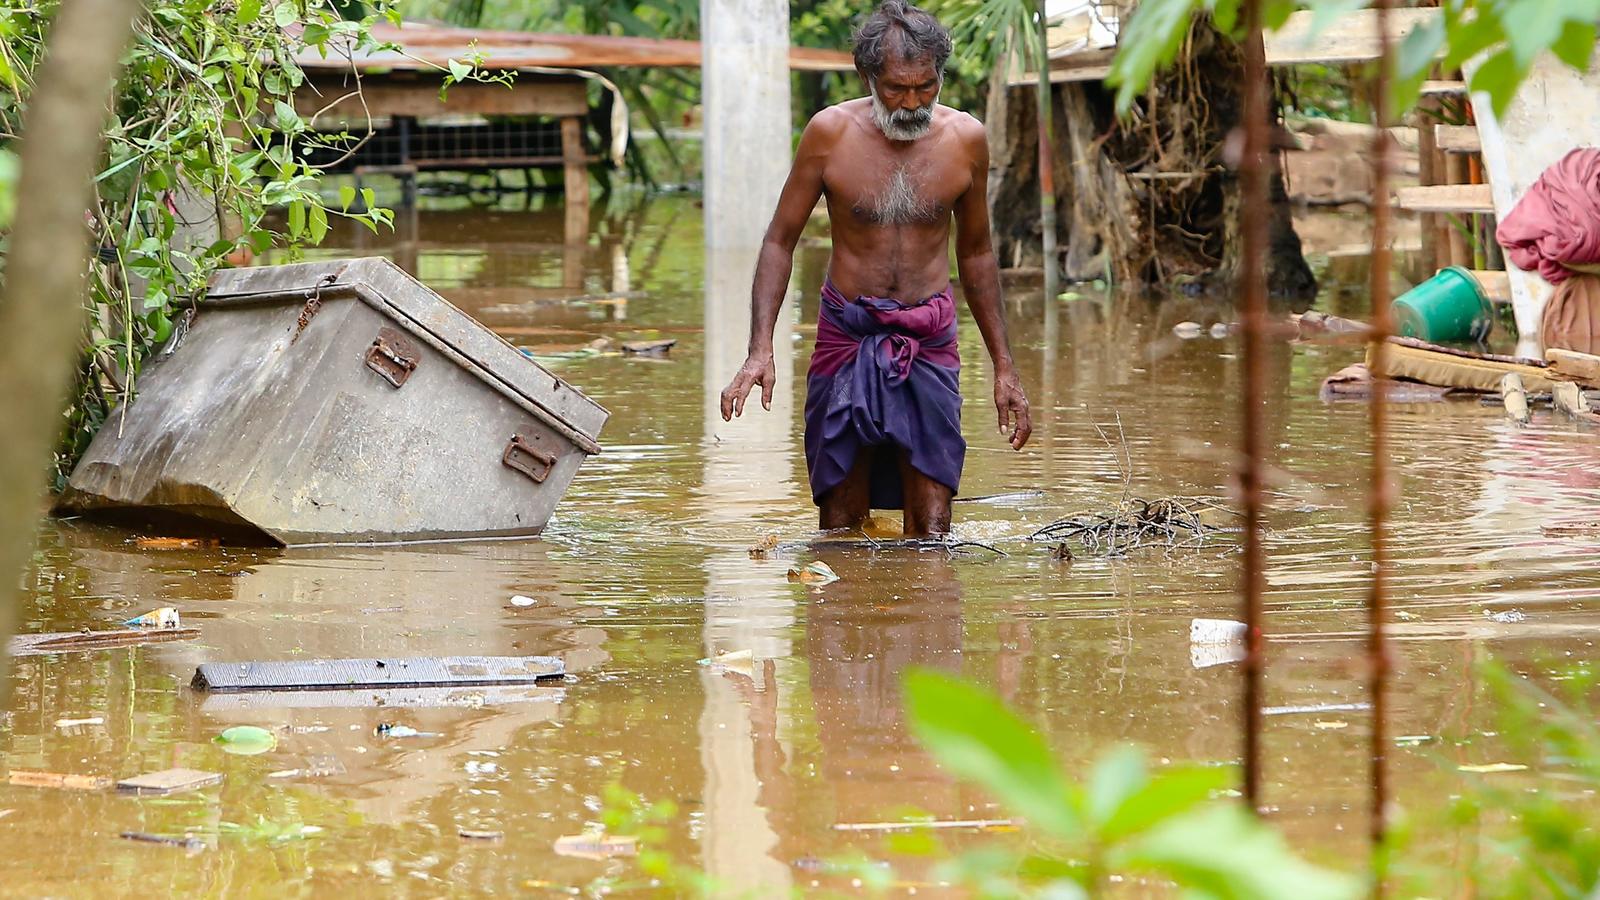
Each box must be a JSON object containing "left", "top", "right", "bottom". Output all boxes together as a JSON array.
[{"left": 994, "top": 370, "right": 1031, "bottom": 450}]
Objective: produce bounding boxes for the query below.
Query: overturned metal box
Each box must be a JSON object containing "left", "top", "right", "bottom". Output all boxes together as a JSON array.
[{"left": 57, "top": 257, "right": 607, "bottom": 545}]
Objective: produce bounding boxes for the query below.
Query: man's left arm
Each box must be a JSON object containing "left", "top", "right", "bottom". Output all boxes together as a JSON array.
[{"left": 953, "top": 117, "right": 1032, "bottom": 450}]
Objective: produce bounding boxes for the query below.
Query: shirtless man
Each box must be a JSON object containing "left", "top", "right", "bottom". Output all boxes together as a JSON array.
[{"left": 718, "top": 0, "right": 1031, "bottom": 537}]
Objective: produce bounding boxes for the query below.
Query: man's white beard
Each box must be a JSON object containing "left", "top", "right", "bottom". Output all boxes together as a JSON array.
[{"left": 870, "top": 82, "right": 938, "bottom": 142}]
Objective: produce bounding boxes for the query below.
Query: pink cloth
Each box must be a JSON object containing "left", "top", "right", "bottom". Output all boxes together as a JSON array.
[{"left": 1497, "top": 148, "right": 1600, "bottom": 284}]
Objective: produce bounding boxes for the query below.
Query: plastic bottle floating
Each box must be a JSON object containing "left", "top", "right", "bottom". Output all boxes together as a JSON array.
[{"left": 125, "top": 607, "right": 181, "bottom": 629}]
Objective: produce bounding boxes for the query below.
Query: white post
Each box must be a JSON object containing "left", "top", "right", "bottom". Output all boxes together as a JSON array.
[{"left": 701, "top": 0, "right": 793, "bottom": 250}]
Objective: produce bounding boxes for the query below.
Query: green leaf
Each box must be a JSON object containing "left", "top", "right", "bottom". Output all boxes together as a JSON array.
[
  {"left": 237, "top": 0, "right": 261, "bottom": 25},
  {"left": 1086, "top": 745, "right": 1148, "bottom": 830},
  {"left": 248, "top": 228, "right": 275, "bottom": 253},
  {"left": 1098, "top": 765, "right": 1233, "bottom": 843},
  {"left": 307, "top": 203, "right": 329, "bottom": 244},
  {"left": 448, "top": 58, "right": 471, "bottom": 82},
  {"left": 1550, "top": 19, "right": 1597, "bottom": 71},
  {"left": 214, "top": 725, "right": 278, "bottom": 755},
  {"left": 903, "top": 669, "right": 1081, "bottom": 838},
  {"left": 339, "top": 185, "right": 356, "bottom": 211},
  {"left": 1395, "top": 15, "right": 1445, "bottom": 81},
  {"left": 1119, "top": 804, "right": 1362, "bottom": 900},
  {"left": 361, "top": 187, "right": 375, "bottom": 210},
  {"left": 1105, "top": 0, "right": 1206, "bottom": 115},
  {"left": 272, "top": 1, "right": 299, "bottom": 29},
  {"left": 287, "top": 200, "right": 306, "bottom": 239},
  {"left": 273, "top": 100, "right": 302, "bottom": 133},
  {"left": 1469, "top": 49, "right": 1527, "bottom": 118}
]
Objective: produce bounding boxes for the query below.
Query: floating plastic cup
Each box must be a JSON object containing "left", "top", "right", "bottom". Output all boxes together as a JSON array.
[{"left": 1390, "top": 266, "right": 1494, "bottom": 343}]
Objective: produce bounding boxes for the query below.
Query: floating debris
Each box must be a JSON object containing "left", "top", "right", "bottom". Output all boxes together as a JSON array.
[
  {"left": 1484, "top": 609, "right": 1527, "bottom": 624},
  {"left": 54, "top": 716, "right": 104, "bottom": 729},
  {"left": 376, "top": 723, "right": 439, "bottom": 739},
  {"left": 125, "top": 607, "right": 181, "bottom": 629},
  {"left": 120, "top": 831, "right": 207, "bottom": 852},
  {"left": 1173, "top": 321, "right": 1204, "bottom": 339},
  {"left": 214, "top": 725, "right": 278, "bottom": 755},
  {"left": 509, "top": 595, "right": 539, "bottom": 608},
  {"left": 748, "top": 534, "right": 780, "bottom": 559},
  {"left": 1458, "top": 762, "right": 1528, "bottom": 774},
  {"left": 621, "top": 338, "right": 677, "bottom": 356},
  {"left": 699, "top": 649, "right": 756, "bottom": 679},
  {"left": 8, "top": 626, "right": 200, "bottom": 657},
  {"left": 832, "top": 818, "right": 1017, "bottom": 832},
  {"left": 554, "top": 832, "right": 639, "bottom": 860},
  {"left": 1190, "top": 618, "right": 1248, "bottom": 645},
  {"left": 1313, "top": 721, "right": 1350, "bottom": 730},
  {"left": 787, "top": 560, "right": 840, "bottom": 585},
  {"left": 134, "top": 537, "right": 219, "bottom": 550},
  {"left": 1032, "top": 498, "right": 1234, "bottom": 557},
  {"left": 116, "top": 768, "right": 223, "bottom": 796},
  {"left": 1263, "top": 702, "right": 1371, "bottom": 716},
  {"left": 7, "top": 770, "right": 112, "bottom": 791},
  {"left": 459, "top": 829, "right": 505, "bottom": 841}
]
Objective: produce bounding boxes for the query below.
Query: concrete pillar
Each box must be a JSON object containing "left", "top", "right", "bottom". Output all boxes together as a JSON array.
[{"left": 701, "top": 0, "right": 792, "bottom": 249}]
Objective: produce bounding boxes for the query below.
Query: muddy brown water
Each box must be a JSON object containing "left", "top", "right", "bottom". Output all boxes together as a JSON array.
[{"left": 5, "top": 195, "right": 1600, "bottom": 895}]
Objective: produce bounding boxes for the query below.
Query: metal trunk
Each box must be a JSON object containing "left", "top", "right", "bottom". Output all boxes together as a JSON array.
[{"left": 56, "top": 258, "right": 608, "bottom": 545}]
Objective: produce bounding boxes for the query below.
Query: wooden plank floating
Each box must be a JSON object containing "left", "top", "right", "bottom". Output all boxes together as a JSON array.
[
  {"left": 191, "top": 655, "right": 565, "bottom": 693},
  {"left": 7, "top": 770, "right": 113, "bottom": 791},
  {"left": 116, "top": 768, "right": 223, "bottom": 796},
  {"left": 8, "top": 627, "right": 200, "bottom": 657},
  {"left": 197, "top": 684, "right": 565, "bottom": 711}
]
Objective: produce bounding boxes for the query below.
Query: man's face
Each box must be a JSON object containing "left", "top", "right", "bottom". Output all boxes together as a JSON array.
[{"left": 868, "top": 54, "right": 940, "bottom": 142}]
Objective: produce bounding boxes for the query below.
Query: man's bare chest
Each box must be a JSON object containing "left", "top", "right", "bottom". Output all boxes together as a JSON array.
[{"left": 822, "top": 144, "right": 969, "bottom": 227}]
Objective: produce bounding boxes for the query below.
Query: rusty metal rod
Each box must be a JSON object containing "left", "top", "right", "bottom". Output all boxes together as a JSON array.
[
  {"left": 1237, "top": 0, "right": 1270, "bottom": 813},
  {"left": 1367, "top": 0, "right": 1396, "bottom": 882}
]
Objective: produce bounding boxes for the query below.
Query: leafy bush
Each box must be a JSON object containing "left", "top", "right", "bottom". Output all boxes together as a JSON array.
[{"left": 901, "top": 669, "right": 1362, "bottom": 898}]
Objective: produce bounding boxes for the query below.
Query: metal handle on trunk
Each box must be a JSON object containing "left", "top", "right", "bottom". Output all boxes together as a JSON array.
[
  {"left": 502, "top": 433, "right": 556, "bottom": 484},
  {"left": 365, "top": 326, "right": 419, "bottom": 388}
]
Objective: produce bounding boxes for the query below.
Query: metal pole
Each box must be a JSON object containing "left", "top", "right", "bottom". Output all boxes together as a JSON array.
[
  {"left": 1035, "top": 0, "right": 1058, "bottom": 299},
  {"left": 1237, "top": 0, "right": 1270, "bottom": 814},
  {"left": 1367, "top": 0, "right": 1396, "bottom": 883}
]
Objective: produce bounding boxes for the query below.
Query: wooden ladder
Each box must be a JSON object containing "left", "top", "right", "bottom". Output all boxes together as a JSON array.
[{"left": 1400, "top": 79, "right": 1512, "bottom": 305}]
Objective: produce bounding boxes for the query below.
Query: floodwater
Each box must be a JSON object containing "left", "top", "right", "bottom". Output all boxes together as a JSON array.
[{"left": 5, "top": 193, "right": 1600, "bottom": 895}]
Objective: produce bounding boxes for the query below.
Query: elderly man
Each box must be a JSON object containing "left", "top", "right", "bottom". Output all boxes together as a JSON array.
[{"left": 719, "top": 0, "right": 1031, "bottom": 537}]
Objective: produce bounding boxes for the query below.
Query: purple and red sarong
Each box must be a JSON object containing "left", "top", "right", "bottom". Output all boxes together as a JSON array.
[{"left": 803, "top": 279, "right": 964, "bottom": 509}]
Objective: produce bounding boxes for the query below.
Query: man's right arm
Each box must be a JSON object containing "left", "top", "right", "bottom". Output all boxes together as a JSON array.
[{"left": 719, "top": 110, "right": 835, "bottom": 420}]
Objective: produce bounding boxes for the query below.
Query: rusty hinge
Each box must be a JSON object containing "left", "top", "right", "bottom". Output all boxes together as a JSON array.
[
  {"left": 364, "top": 326, "right": 420, "bottom": 388},
  {"left": 502, "top": 433, "right": 557, "bottom": 484}
]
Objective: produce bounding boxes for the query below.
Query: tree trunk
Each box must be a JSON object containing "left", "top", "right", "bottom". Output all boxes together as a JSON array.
[
  {"left": 987, "top": 20, "right": 1315, "bottom": 300},
  {"left": 0, "top": 0, "right": 144, "bottom": 679}
]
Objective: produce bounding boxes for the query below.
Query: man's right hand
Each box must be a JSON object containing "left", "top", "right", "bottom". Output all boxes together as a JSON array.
[{"left": 720, "top": 353, "right": 777, "bottom": 421}]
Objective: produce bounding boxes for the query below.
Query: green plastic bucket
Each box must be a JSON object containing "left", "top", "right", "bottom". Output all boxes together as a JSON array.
[{"left": 1390, "top": 266, "right": 1494, "bottom": 343}]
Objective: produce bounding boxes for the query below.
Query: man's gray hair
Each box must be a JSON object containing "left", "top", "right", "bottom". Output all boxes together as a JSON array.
[{"left": 851, "top": 0, "right": 952, "bottom": 80}]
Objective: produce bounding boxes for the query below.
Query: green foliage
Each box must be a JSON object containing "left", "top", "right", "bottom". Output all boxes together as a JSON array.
[
  {"left": 1420, "top": 661, "right": 1600, "bottom": 897},
  {"left": 594, "top": 782, "right": 722, "bottom": 897},
  {"left": 925, "top": 0, "right": 1042, "bottom": 83},
  {"left": 902, "top": 668, "right": 1362, "bottom": 898},
  {"left": 1105, "top": 0, "right": 1600, "bottom": 118},
  {"left": 0, "top": 0, "right": 512, "bottom": 481}
]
